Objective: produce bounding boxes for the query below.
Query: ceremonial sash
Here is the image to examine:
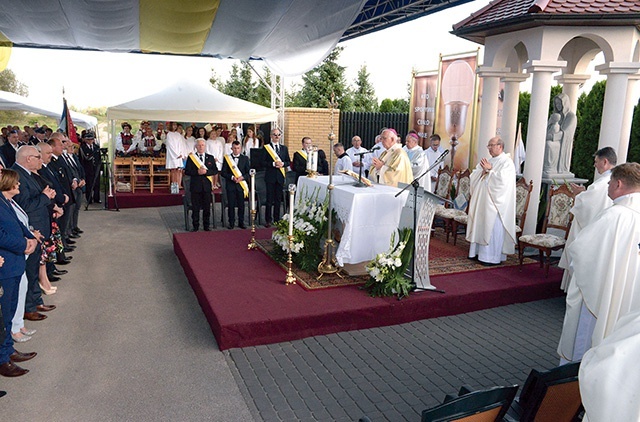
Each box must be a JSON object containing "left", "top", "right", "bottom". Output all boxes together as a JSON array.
[
  {"left": 264, "top": 144, "right": 286, "bottom": 177},
  {"left": 188, "top": 153, "right": 213, "bottom": 186},
  {"left": 223, "top": 154, "right": 249, "bottom": 198},
  {"left": 297, "top": 150, "right": 307, "bottom": 160}
]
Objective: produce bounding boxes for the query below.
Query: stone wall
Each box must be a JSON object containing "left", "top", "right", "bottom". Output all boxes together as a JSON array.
[{"left": 283, "top": 107, "right": 340, "bottom": 156}]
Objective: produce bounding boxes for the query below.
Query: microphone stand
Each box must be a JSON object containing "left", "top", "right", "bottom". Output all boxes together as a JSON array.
[
  {"left": 353, "top": 150, "right": 370, "bottom": 187},
  {"left": 395, "top": 152, "right": 450, "bottom": 294}
]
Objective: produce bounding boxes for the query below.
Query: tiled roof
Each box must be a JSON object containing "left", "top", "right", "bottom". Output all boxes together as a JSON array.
[{"left": 454, "top": 0, "right": 640, "bottom": 31}]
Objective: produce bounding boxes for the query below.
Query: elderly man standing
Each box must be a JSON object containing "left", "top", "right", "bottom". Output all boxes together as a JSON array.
[
  {"left": 346, "top": 135, "right": 370, "bottom": 174},
  {"left": 466, "top": 137, "right": 516, "bottom": 266},
  {"left": 425, "top": 134, "right": 446, "bottom": 192},
  {"left": 262, "top": 129, "right": 290, "bottom": 227},
  {"left": 558, "top": 162, "right": 640, "bottom": 364},
  {"left": 403, "top": 132, "right": 430, "bottom": 191},
  {"left": 369, "top": 129, "right": 413, "bottom": 187},
  {"left": 559, "top": 147, "right": 616, "bottom": 292}
]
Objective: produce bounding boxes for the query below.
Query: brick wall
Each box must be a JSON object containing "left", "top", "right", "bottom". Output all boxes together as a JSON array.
[{"left": 283, "top": 107, "right": 340, "bottom": 157}]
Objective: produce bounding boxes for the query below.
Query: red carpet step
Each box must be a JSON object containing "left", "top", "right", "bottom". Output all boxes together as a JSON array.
[{"left": 173, "top": 229, "right": 563, "bottom": 350}]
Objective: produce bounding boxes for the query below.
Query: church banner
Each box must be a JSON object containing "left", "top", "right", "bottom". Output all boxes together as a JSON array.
[
  {"left": 409, "top": 70, "right": 438, "bottom": 149},
  {"left": 434, "top": 52, "right": 480, "bottom": 171}
]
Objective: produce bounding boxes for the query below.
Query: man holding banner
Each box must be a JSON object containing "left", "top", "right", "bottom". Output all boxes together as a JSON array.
[
  {"left": 222, "top": 141, "right": 250, "bottom": 229},
  {"left": 184, "top": 139, "right": 217, "bottom": 232},
  {"left": 262, "top": 129, "right": 290, "bottom": 227}
]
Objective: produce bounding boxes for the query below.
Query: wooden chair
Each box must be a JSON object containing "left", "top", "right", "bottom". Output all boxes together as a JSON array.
[
  {"left": 421, "top": 385, "right": 519, "bottom": 422},
  {"left": 506, "top": 362, "right": 582, "bottom": 422},
  {"left": 436, "top": 169, "right": 470, "bottom": 243},
  {"left": 132, "top": 157, "right": 153, "bottom": 193},
  {"left": 433, "top": 165, "right": 454, "bottom": 203},
  {"left": 113, "top": 157, "right": 133, "bottom": 192},
  {"left": 452, "top": 178, "right": 533, "bottom": 246},
  {"left": 151, "top": 157, "right": 170, "bottom": 191},
  {"left": 518, "top": 184, "right": 576, "bottom": 276}
]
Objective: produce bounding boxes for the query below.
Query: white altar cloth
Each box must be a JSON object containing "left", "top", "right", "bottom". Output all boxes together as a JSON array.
[{"left": 297, "top": 175, "right": 408, "bottom": 266}]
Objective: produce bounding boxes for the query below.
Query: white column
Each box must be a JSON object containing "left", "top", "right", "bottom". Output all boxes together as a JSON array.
[
  {"left": 522, "top": 60, "right": 566, "bottom": 235},
  {"left": 501, "top": 73, "right": 529, "bottom": 155},
  {"left": 596, "top": 63, "right": 640, "bottom": 151},
  {"left": 555, "top": 74, "right": 590, "bottom": 117},
  {"left": 475, "top": 67, "right": 508, "bottom": 163},
  {"left": 618, "top": 74, "right": 640, "bottom": 163}
]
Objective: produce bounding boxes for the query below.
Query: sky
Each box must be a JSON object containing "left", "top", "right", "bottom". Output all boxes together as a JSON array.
[{"left": 4, "top": 0, "right": 496, "bottom": 110}]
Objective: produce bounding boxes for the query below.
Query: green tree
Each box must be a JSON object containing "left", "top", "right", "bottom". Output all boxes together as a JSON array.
[
  {"left": 255, "top": 66, "right": 279, "bottom": 108},
  {"left": 353, "top": 65, "right": 377, "bottom": 112},
  {"left": 626, "top": 98, "right": 640, "bottom": 163},
  {"left": 0, "top": 69, "right": 29, "bottom": 124},
  {"left": 294, "top": 47, "right": 354, "bottom": 111},
  {"left": 222, "top": 62, "right": 257, "bottom": 102},
  {"left": 209, "top": 69, "right": 224, "bottom": 91},
  {"left": 516, "top": 91, "right": 531, "bottom": 144},
  {"left": 572, "top": 80, "right": 606, "bottom": 182},
  {"left": 379, "top": 98, "right": 409, "bottom": 113}
]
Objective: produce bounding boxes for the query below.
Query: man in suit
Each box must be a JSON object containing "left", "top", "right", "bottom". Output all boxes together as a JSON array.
[
  {"left": 80, "top": 131, "right": 102, "bottom": 204},
  {"left": 262, "top": 129, "right": 290, "bottom": 227},
  {"left": 0, "top": 130, "right": 21, "bottom": 168},
  {"left": 184, "top": 139, "right": 218, "bottom": 231},
  {"left": 48, "top": 134, "right": 76, "bottom": 252},
  {"left": 0, "top": 175, "right": 38, "bottom": 377},
  {"left": 221, "top": 141, "right": 250, "bottom": 229},
  {"left": 11, "top": 146, "right": 58, "bottom": 322},
  {"left": 292, "top": 137, "right": 312, "bottom": 182},
  {"left": 62, "top": 139, "right": 86, "bottom": 238}
]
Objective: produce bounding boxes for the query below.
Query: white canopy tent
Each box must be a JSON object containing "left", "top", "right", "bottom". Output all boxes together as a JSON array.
[
  {"left": 0, "top": 90, "right": 98, "bottom": 129},
  {"left": 106, "top": 80, "right": 278, "bottom": 123}
]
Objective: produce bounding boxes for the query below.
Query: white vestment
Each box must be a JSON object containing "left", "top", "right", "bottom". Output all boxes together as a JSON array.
[
  {"left": 334, "top": 154, "right": 353, "bottom": 175},
  {"left": 369, "top": 143, "right": 413, "bottom": 187},
  {"left": 425, "top": 145, "right": 446, "bottom": 192},
  {"left": 558, "top": 192, "right": 640, "bottom": 362},
  {"left": 579, "top": 310, "right": 640, "bottom": 422},
  {"left": 346, "top": 146, "right": 370, "bottom": 171},
  {"left": 403, "top": 145, "right": 431, "bottom": 191},
  {"left": 206, "top": 138, "right": 225, "bottom": 171},
  {"left": 466, "top": 152, "right": 517, "bottom": 260},
  {"left": 164, "top": 131, "right": 184, "bottom": 169},
  {"left": 559, "top": 171, "right": 613, "bottom": 291}
]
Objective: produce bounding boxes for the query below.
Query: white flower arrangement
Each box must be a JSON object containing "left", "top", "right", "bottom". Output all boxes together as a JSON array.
[{"left": 364, "top": 228, "right": 414, "bottom": 299}]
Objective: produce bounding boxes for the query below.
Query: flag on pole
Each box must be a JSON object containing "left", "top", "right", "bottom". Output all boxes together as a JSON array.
[
  {"left": 59, "top": 97, "right": 78, "bottom": 144},
  {"left": 513, "top": 122, "right": 526, "bottom": 176}
]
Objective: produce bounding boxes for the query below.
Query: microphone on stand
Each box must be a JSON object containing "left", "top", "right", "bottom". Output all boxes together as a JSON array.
[
  {"left": 370, "top": 145, "right": 381, "bottom": 152},
  {"left": 435, "top": 149, "right": 449, "bottom": 165}
]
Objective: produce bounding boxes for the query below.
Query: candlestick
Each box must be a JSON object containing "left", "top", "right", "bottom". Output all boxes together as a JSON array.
[
  {"left": 288, "top": 184, "right": 296, "bottom": 236},
  {"left": 248, "top": 209, "right": 257, "bottom": 250},
  {"left": 285, "top": 235, "right": 296, "bottom": 285}
]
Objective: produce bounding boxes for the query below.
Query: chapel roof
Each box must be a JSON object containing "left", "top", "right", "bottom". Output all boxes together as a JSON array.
[{"left": 452, "top": 0, "right": 640, "bottom": 44}]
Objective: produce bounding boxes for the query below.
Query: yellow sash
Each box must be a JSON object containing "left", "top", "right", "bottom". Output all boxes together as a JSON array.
[
  {"left": 188, "top": 153, "right": 213, "bottom": 186},
  {"left": 264, "top": 144, "right": 286, "bottom": 177},
  {"left": 297, "top": 150, "right": 307, "bottom": 160},
  {"left": 223, "top": 154, "right": 249, "bottom": 198}
]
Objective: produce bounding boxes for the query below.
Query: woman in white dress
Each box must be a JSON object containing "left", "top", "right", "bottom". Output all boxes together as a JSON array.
[
  {"left": 165, "top": 121, "right": 185, "bottom": 193},
  {"left": 242, "top": 125, "right": 259, "bottom": 158},
  {"left": 183, "top": 126, "right": 196, "bottom": 160},
  {"left": 205, "top": 129, "right": 224, "bottom": 189}
]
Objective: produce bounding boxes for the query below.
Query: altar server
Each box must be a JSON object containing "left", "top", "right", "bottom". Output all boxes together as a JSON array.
[
  {"left": 558, "top": 162, "right": 640, "bottom": 363},
  {"left": 403, "top": 132, "right": 430, "bottom": 191},
  {"left": 466, "top": 137, "right": 516, "bottom": 266}
]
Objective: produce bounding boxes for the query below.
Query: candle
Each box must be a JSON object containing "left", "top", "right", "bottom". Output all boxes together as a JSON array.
[
  {"left": 288, "top": 184, "right": 296, "bottom": 236},
  {"left": 250, "top": 169, "right": 256, "bottom": 211},
  {"left": 310, "top": 150, "right": 318, "bottom": 172}
]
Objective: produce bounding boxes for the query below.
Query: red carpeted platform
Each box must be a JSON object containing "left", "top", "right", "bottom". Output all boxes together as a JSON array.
[
  {"left": 107, "top": 188, "right": 222, "bottom": 209},
  {"left": 174, "top": 229, "right": 564, "bottom": 350}
]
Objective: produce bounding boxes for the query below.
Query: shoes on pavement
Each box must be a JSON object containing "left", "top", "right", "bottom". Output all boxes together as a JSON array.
[
  {"left": 191, "top": 227, "right": 198, "bottom": 232},
  {"left": 48, "top": 275, "right": 61, "bottom": 282},
  {"left": 52, "top": 269, "right": 68, "bottom": 275},
  {"left": 239, "top": 224, "right": 247, "bottom": 229},
  {"left": 203, "top": 227, "right": 211, "bottom": 231},
  {"left": 36, "top": 305, "right": 56, "bottom": 312},
  {"left": 264, "top": 223, "right": 271, "bottom": 228},
  {"left": 24, "top": 312, "right": 47, "bottom": 321},
  {"left": 20, "top": 328, "right": 36, "bottom": 336},
  {"left": 11, "top": 333, "right": 31, "bottom": 343},
  {"left": 0, "top": 362, "right": 28, "bottom": 377},
  {"left": 66, "top": 239, "right": 76, "bottom": 245},
  {"left": 10, "top": 351, "right": 37, "bottom": 363}
]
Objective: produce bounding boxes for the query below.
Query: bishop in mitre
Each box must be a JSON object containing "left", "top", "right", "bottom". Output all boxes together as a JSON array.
[
  {"left": 466, "top": 137, "right": 517, "bottom": 265},
  {"left": 558, "top": 162, "right": 640, "bottom": 364},
  {"left": 370, "top": 129, "right": 413, "bottom": 187},
  {"left": 558, "top": 147, "right": 616, "bottom": 292}
]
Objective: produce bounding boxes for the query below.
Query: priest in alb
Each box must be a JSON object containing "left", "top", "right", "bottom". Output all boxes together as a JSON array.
[
  {"left": 558, "top": 147, "right": 616, "bottom": 292},
  {"left": 369, "top": 129, "right": 413, "bottom": 187},
  {"left": 403, "top": 132, "right": 430, "bottom": 191},
  {"left": 558, "top": 162, "right": 640, "bottom": 364},
  {"left": 466, "top": 137, "right": 516, "bottom": 265}
]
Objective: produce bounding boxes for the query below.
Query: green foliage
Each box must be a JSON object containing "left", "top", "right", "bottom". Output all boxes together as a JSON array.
[
  {"left": 364, "top": 228, "right": 414, "bottom": 299},
  {"left": 289, "top": 47, "right": 354, "bottom": 111},
  {"left": 516, "top": 91, "right": 530, "bottom": 144},
  {"left": 353, "top": 65, "right": 378, "bottom": 112},
  {"left": 379, "top": 98, "right": 409, "bottom": 113},
  {"left": 0, "top": 69, "right": 29, "bottom": 124},
  {"left": 255, "top": 66, "right": 277, "bottom": 108},
  {"left": 221, "top": 62, "right": 257, "bottom": 103},
  {"left": 628, "top": 98, "right": 640, "bottom": 164},
  {"left": 572, "top": 80, "right": 606, "bottom": 183}
]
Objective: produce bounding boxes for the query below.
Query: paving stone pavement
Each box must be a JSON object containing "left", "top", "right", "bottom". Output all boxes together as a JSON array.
[{"left": 160, "top": 205, "right": 566, "bottom": 421}]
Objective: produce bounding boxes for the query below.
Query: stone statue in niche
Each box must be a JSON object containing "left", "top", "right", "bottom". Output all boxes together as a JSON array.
[{"left": 543, "top": 93, "right": 577, "bottom": 179}]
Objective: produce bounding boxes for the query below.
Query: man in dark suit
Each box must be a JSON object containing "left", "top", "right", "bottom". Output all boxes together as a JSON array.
[
  {"left": 262, "top": 129, "right": 290, "bottom": 227},
  {"left": 292, "top": 137, "right": 313, "bottom": 182},
  {"left": 62, "top": 139, "right": 86, "bottom": 237},
  {"left": 11, "top": 146, "right": 58, "bottom": 322},
  {"left": 184, "top": 139, "right": 218, "bottom": 231},
  {"left": 0, "top": 130, "right": 20, "bottom": 168},
  {"left": 221, "top": 141, "right": 251, "bottom": 229},
  {"left": 0, "top": 176, "right": 38, "bottom": 377},
  {"left": 79, "top": 131, "right": 102, "bottom": 204},
  {"left": 48, "top": 134, "right": 76, "bottom": 252}
]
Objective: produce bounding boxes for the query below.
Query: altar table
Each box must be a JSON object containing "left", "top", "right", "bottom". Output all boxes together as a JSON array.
[{"left": 297, "top": 175, "right": 409, "bottom": 266}]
